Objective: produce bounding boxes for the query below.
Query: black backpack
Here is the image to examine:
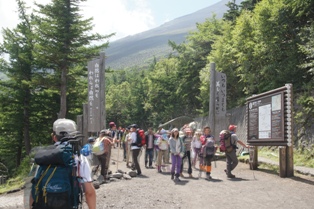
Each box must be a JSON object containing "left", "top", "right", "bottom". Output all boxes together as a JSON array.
[{"left": 31, "top": 136, "right": 83, "bottom": 209}]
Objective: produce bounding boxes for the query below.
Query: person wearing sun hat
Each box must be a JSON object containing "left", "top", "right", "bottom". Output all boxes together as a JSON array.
[{"left": 180, "top": 126, "right": 194, "bottom": 178}]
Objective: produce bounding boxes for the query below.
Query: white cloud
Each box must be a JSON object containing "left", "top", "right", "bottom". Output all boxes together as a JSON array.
[
  {"left": 81, "top": 0, "right": 156, "bottom": 41},
  {"left": 0, "top": 0, "right": 156, "bottom": 43}
]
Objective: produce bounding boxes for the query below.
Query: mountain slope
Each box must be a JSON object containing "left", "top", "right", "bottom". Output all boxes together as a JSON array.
[{"left": 105, "top": 0, "right": 238, "bottom": 69}]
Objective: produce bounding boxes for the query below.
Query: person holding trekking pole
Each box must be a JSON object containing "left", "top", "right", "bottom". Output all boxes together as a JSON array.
[{"left": 224, "top": 125, "right": 250, "bottom": 178}]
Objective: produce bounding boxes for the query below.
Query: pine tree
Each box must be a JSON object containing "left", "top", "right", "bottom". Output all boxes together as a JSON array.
[{"left": 33, "top": 0, "right": 113, "bottom": 118}]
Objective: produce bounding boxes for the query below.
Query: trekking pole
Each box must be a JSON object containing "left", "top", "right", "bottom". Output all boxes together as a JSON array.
[{"left": 116, "top": 139, "right": 120, "bottom": 172}]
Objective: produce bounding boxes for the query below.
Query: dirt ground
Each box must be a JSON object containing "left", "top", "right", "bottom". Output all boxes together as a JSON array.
[{"left": 1, "top": 147, "right": 314, "bottom": 209}]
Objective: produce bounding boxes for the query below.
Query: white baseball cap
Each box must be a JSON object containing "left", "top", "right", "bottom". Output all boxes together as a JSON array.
[{"left": 53, "top": 118, "right": 77, "bottom": 135}]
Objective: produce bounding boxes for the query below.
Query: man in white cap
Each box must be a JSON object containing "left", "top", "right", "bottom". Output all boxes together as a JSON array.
[{"left": 30, "top": 119, "right": 96, "bottom": 209}]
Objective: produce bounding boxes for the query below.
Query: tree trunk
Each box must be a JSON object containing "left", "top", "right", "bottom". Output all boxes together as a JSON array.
[
  {"left": 59, "top": 67, "right": 67, "bottom": 118},
  {"left": 23, "top": 89, "right": 31, "bottom": 155}
]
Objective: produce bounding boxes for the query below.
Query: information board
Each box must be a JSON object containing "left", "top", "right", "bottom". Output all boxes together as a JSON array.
[{"left": 247, "top": 86, "right": 289, "bottom": 145}]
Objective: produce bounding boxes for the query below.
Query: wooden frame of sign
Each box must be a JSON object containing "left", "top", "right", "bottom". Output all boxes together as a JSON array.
[{"left": 246, "top": 84, "right": 293, "bottom": 177}]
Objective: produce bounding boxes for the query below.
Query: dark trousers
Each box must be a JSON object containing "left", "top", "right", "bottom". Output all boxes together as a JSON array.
[
  {"left": 181, "top": 150, "right": 192, "bottom": 174},
  {"left": 122, "top": 142, "right": 126, "bottom": 159},
  {"left": 132, "top": 148, "right": 142, "bottom": 174},
  {"left": 226, "top": 150, "right": 238, "bottom": 174},
  {"left": 145, "top": 149, "right": 154, "bottom": 167},
  {"left": 97, "top": 151, "right": 110, "bottom": 177}
]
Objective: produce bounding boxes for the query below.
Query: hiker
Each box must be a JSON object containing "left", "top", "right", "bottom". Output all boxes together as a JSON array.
[
  {"left": 180, "top": 127, "right": 194, "bottom": 178},
  {"left": 224, "top": 125, "right": 250, "bottom": 178},
  {"left": 169, "top": 128, "right": 184, "bottom": 182},
  {"left": 81, "top": 136, "right": 96, "bottom": 165},
  {"left": 121, "top": 127, "right": 129, "bottom": 161},
  {"left": 117, "top": 126, "right": 124, "bottom": 148},
  {"left": 192, "top": 129, "right": 202, "bottom": 168},
  {"left": 130, "top": 124, "right": 142, "bottom": 175},
  {"left": 109, "top": 122, "right": 118, "bottom": 148},
  {"left": 156, "top": 129, "right": 169, "bottom": 173},
  {"left": 95, "top": 129, "right": 114, "bottom": 180},
  {"left": 29, "top": 118, "right": 96, "bottom": 209},
  {"left": 125, "top": 127, "right": 132, "bottom": 167},
  {"left": 145, "top": 127, "right": 155, "bottom": 168},
  {"left": 199, "top": 126, "right": 216, "bottom": 180}
]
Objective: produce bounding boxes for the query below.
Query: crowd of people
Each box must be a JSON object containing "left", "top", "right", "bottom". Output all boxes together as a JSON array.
[
  {"left": 91, "top": 122, "right": 250, "bottom": 182},
  {"left": 30, "top": 119, "right": 249, "bottom": 209}
]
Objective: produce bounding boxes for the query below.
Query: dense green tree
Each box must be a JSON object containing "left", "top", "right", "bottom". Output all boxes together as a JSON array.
[
  {"left": 0, "top": 0, "right": 34, "bottom": 169},
  {"left": 223, "top": 0, "right": 240, "bottom": 23},
  {"left": 33, "top": 0, "right": 112, "bottom": 118},
  {"left": 169, "top": 16, "right": 223, "bottom": 116}
]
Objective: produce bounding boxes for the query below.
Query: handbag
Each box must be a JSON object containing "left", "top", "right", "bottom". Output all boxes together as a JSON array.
[{"left": 179, "top": 152, "right": 185, "bottom": 158}]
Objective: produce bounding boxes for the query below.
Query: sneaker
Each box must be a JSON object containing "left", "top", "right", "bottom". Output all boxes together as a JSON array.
[
  {"left": 224, "top": 169, "right": 235, "bottom": 178},
  {"left": 171, "top": 174, "right": 174, "bottom": 180},
  {"left": 180, "top": 173, "right": 184, "bottom": 177},
  {"left": 174, "top": 177, "right": 181, "bottom": 182},
  {"left": 227, "top": 174, "right": 236, "bottom": 178},
  {"left": 158, "top": 170, "right": 162, "bottom": 173},
  {"left": 189, "top": 174, "right": 193, "bottom": 178},
  {"left": 205, "top": 175, "right": 212, "bottom": 180}
]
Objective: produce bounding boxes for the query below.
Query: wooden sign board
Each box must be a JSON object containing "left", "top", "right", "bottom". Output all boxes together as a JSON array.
[{"left": 246, "top": 84, "right": 293, "bottom": 146}]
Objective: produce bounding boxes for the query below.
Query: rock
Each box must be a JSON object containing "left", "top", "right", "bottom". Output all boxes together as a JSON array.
[
  {"left": 128, "top": 170, "right": 137, "bottom": 177},
  {"left": 109, "top": 178, "right": 119, "bottom": 182},
  {"left": 97, "top": 175, "right": 105, "bottom": 184},
  {"left": 123, "top": 174, "right": 132, "bottom": 180},
  {"left": 112, "top": 172, "right": 123, "bottom": 179},
  {"left": 93, "top": 181, "right": 100, "bottom": 189},
  {"left": 117, "top": 169, "right": 124, "bottom": 174}
]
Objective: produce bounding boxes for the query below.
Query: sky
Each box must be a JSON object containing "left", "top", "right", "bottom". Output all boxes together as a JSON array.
[{"left": 0, "top": 0, "right": 221, "bottom": 43}]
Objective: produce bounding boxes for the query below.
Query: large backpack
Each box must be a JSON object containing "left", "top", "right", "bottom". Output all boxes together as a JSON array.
[
  {"left": 219, "top": 130, "right": 234, "bottom": 153},
  {"left": 135, "top": 129, "right": 146, "bottom": 147},
  {"left": 31, "top": 137, "right": 83, "bottom": 209},
  {"left": 201, "top": 136, "right": 216, "bottom": 157}
]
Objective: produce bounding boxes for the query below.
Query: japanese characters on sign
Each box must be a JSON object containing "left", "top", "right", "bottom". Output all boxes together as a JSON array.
[
  {"left": 215, "top": 72, "right": 227, "bottom": 117},
  {"left": 247, "top": 86, "right": 288, "bottom": 145},
  {"left": 88, "top": 59, "right": 101, "bottom": 132}
]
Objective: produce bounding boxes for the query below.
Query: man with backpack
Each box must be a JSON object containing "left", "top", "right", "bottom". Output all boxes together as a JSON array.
[
  {"left": 30, "top": 118, "right": 96, "bottom": 209},
  {"left": 223, "top": 125, "right": 250, "bottom": 178},
  {"left": 130, "top": 124, "right": 142, "bottom": 175}
]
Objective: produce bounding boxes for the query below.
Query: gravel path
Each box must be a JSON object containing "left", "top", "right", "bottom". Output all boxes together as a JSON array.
[{"left": 1, "top": 147, "right": 314, "bottom": 209}]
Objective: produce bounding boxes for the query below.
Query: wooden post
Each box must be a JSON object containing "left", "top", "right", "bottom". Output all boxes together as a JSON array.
[
  {"left": 249, "top": 146, "right": 258, "bottom": 170},
  {"left": 286, "top": 145, "right": 294, "bottom": 177},
  {"left": 279, "top": 146, "right": 287, "bottom": 177},
  {"left": 285, "top": 84, "right": 294, "bottom": 177},
  {"left": 83, "top": 103, "right": 89, "bottom": 141},
  {"left": 209, "top": 63, "right": 216, "bottom": 133},
  {"left": 76, "top": 115, "right": 84, "bottom": 144},
  {"left": 99, "top": 52, "right": 106, "bottom": 130}
]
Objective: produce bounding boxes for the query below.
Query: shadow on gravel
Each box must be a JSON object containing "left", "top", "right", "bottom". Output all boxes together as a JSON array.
[
  {"left": 228, "top": 177, "right": 250, "bottom": 182},
  {"left": 290, "top": 176, "right": 314, "bottom": 186},
  {"left": 137, "top": 174, "right": 149, "bottom": 178},
  {"left": 173, "top": 180, "right": 189, "bottom": 185},
  {"left": 208, "top": 178, "right": 223, "bottom": 182}
]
